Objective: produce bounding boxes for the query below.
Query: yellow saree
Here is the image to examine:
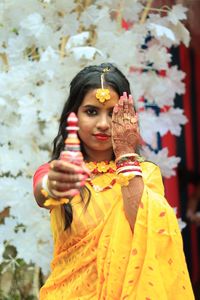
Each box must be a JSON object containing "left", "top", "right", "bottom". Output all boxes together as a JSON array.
[{"left": 40, "top": 162, "right": 194, "bottom": 300}]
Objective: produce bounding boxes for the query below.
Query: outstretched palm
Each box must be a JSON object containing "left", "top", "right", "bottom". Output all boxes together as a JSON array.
[{"left": 112, "top": 92, "right": 141, "bottom": 158}]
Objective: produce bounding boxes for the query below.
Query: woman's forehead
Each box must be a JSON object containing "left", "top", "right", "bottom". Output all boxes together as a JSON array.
[{"left": 81, "top": 88, "right": 119, "bottom": 108}]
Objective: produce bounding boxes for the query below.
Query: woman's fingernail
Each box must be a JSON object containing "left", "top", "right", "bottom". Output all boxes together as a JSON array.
[{"left": 123, "top": 92, "right": 127, "bottom": 97}]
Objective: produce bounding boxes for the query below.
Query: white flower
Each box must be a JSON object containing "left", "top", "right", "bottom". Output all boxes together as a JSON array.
[
  {"left": 167, "top": 4, "right": 188, "bottom": 25},
  {"left": 59, "top": 13, "right": 79, "bottom": 36},
  {"left": 96, "top": 30, "right": 141, "bottom": 67},
  {"left": 128, "top": 72, "right": 147, "bottom": 101},
  {"left": 141, "top": 146, "right": 181, "bottom": 178},
  {"left": 158, "top": 108, "right": 188, "bottom": 136},
  {"left": 66, "top": 32, "right": 90, "bottom": 50},
  {"left": 147, "top": 23, "right": 176, "bottom": 42},
  {"left": 36, "top": 84, "right": 65, "bottom": 121},
  {"left": 169, "top": 22, "right": 190, "bottom": 47},
  {"left": 20, "top": 13, "right": 44, "bottom": 37},
  {"left": 144, "top": 45, "right": 172, "bottom": 70},
  {"left": 138, "top": 110, "right": 158, "bottom": 144},
  {"left": 7, "top": 36, "right": 28, "bottom": 58},
  {"left": 167, "top": 66, "right": 185, "bottom": 95},
  {"left": 40, "top": 46, "right": 59, "bottom": 62},
  {"left": 69, "top": 46, "right": 104, "bottom": 61},
  {"left": 79, "top": 5, "right": 110, "bottom": 27},
  {"left": 122, "top": 1, "right": 144, "bottom": 22},
  {"left": 146, "top": 75, "right": 182, "bottom": 106}
]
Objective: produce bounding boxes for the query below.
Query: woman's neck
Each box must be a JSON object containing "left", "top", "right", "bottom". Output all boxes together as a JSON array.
[{"left": 84, "top": 149, "right": 114, "bottom": 163}]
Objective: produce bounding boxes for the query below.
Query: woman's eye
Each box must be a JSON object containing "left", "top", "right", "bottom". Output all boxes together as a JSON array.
[
  {"left": 86, "top": 108, "right": 97, "bottom": 116},
  {"left": 108, "top": 110, "right": 113, "bottom": 117}
]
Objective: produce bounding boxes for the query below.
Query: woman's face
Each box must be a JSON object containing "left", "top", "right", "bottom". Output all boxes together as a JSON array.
[{"left": 77, "top": 88, "right": 119, "bottom": 162}]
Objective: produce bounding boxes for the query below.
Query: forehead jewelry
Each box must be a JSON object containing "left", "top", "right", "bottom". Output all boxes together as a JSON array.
[{"left": 96, "top": 67, "right": 111, "bottom": 103}]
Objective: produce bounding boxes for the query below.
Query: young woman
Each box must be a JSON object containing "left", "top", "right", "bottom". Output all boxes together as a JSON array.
[{"left": 33, "top": 63, "right": 194, "bottom": 299}]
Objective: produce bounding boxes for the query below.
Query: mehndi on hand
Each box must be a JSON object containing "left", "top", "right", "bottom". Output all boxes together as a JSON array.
[{"left": 112, "top": 92, "right": 142, "bottom": 158}]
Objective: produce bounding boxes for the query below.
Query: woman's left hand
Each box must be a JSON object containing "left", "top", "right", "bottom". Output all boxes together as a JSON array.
[{"left": 112, "top": 92, "right": 142, "bottom": 158}]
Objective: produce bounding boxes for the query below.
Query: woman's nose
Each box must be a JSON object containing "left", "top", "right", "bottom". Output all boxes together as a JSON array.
[{"left": 96, "top": 115, "right": 110, "bottom": 131}]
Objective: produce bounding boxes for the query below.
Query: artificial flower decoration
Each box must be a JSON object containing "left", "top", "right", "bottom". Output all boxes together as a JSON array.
[
  {"left": 86, "top": 161, "right": 97, "bottom": 172},
  {"left": 116, "top": 173, "right": 135, "bottom": 186},
  {"left": 41, "top": 189, "right": 69, "bottom": 207},
  {"left": 86, "top": 161, "right": 116, "bottom": 174},
  {"left": 44, "top": 197, "right": 69, "bottom": 207},
  {"left": 96, "top": 68, "right": 111, "bottom": 103},
  {"left": 96, "top": 161, "right": 110, "bottom": 172},
  {"left": 96, "top": 88, "right": 111, "bottom": 103}
]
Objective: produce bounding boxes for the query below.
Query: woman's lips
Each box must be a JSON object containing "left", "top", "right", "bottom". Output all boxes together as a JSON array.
[{"left": 93, "top": 134, "right": 110, "bottom": 141}]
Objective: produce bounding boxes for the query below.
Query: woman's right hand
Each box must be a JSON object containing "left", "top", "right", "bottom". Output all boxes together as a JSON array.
[{"left": 47, "top": 160, "right": 89, "bottom": 198}]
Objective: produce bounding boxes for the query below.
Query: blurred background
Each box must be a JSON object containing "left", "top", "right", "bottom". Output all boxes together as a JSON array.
[
  {"left": 0, "top": 0, "right": 199, "bottom": 299},
  {"left": 155, "top": 0, "right": 200, "bottom": 297}
]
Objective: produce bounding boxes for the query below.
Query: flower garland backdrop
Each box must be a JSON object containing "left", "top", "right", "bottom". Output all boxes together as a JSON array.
[{"left": 0, "top": 0, "right": 190, "bottom": 276}]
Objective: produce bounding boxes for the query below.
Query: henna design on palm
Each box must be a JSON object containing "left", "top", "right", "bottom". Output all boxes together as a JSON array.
[{"left": 112, "top": 92, "right": 141, "bottom": 158}]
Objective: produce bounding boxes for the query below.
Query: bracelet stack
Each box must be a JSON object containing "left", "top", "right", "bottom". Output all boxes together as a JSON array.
[
  {"left": 42, "top": 174, "right": 56, "bottom": 198},
  {"left": 115, "top": 153, "right": 142, "bottom": 177},
  {"left": 41, "top": 174, "right": 70, "bottom": 207}
]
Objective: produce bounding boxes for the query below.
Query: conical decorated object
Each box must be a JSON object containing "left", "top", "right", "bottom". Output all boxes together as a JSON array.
[
  {"left": 60, "top": 112, "right": 86, "bottom": 197},
  {"left": 60, "top": 112, "right": 83, "bottom": 165}
]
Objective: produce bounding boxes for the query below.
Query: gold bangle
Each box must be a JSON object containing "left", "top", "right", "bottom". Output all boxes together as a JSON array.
[{"left": 41, "top": 174, "right": 56, "bottom": 198}]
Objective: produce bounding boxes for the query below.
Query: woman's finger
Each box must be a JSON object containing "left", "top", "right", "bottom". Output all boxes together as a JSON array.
[
  {"left": 48, "top": 170, "right": 87, "bottom": 183},
  {"left": 49, "top": 179, "right": 85, "bottom": 192},
  {"left": 123, "top": 92, "right": 129, "bottom": 115},
  {"left": 51, "top": 188, "right": 79, "bottom": 198},
  {"left": 128, "top": 94, "right": 136, "bottom": 116},
  {"left": 50, "top": 160, "right": 85, "bottom": 174},
  {"left": 81, "top": 163, "right": 91, "bottom": 176}
]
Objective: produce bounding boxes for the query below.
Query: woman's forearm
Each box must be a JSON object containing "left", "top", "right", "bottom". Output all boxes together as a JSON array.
[{"left": 121, "top": 176, "right": 144, "bottom": 231}]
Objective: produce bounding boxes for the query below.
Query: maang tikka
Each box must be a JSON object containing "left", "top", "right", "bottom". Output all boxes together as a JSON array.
[{"left": 95, "top": 67, "right": 111, "bottom": 103}]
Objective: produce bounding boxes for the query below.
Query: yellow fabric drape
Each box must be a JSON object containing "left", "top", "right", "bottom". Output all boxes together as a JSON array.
[{"left": 40, "top": 162, "right": 194, "bottom": 300}]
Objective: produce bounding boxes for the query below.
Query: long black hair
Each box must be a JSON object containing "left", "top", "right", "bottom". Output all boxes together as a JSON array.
[{"left": 51, "top": 62, "right": 131, "bottom": 229}]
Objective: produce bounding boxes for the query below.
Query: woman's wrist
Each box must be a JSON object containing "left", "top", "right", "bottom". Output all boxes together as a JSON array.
[
  {"left": 115, "top": 152, "right": 138, "bottom": 163},
  {"left": 115, "top": 153, "right": 142, "bottom": 187},
  {"left": 115, "top": 149, "right": 137, "bottom": 160}
]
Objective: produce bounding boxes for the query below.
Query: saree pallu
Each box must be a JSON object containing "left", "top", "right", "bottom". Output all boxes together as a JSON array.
[{"left": 40, "top": 162, "right": 194, "bottom": 300}]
